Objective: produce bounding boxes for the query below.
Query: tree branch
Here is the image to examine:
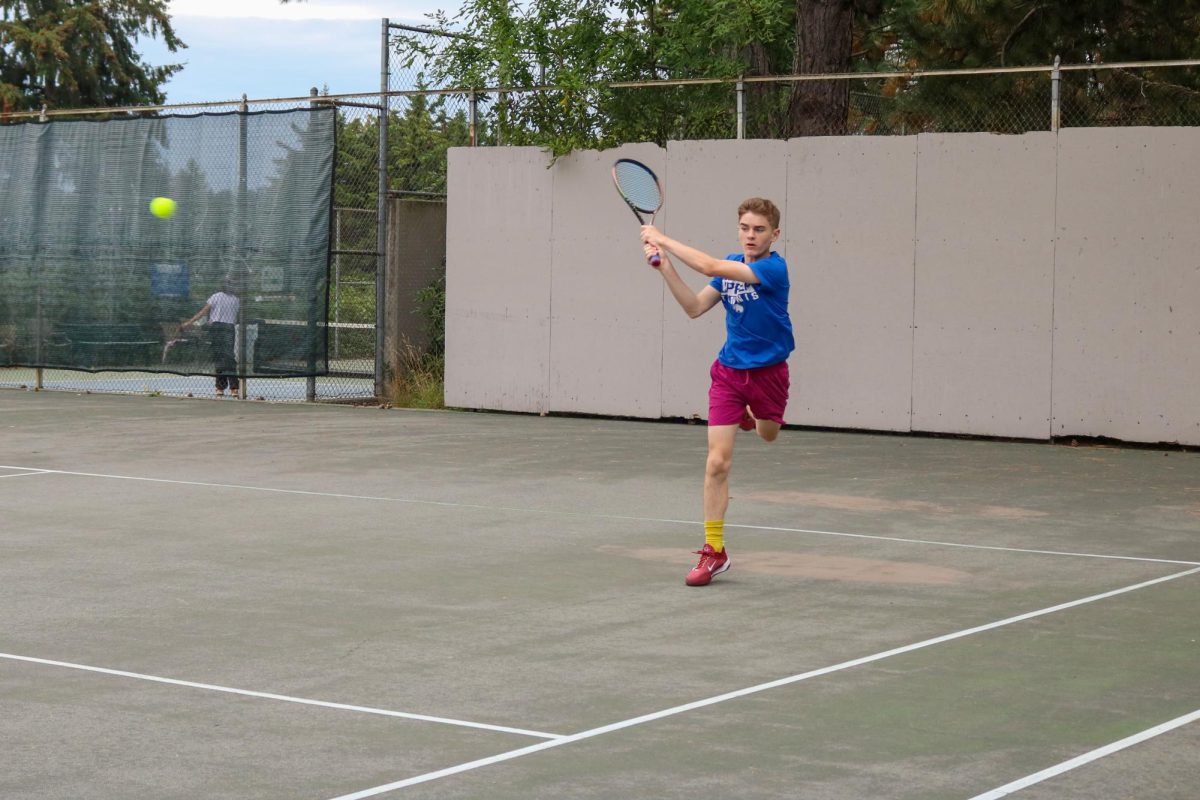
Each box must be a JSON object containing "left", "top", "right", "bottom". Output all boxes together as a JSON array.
[{"left": 1000, "top": 4, "right": 1043, "bottom": 67}]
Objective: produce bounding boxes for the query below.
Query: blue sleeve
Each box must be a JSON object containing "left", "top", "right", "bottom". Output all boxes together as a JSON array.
[{"left": 749, "top": 253, "right": 788, "bottom": 291}]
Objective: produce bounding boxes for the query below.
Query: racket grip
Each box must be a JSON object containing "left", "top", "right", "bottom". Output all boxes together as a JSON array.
[{"left": 648, "top": 253, "right": 661, "bottom": 267}]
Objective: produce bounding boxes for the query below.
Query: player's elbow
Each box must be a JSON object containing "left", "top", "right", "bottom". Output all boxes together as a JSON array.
[{"left": 696, "top": 259, "right": 720, "bottom": 277}]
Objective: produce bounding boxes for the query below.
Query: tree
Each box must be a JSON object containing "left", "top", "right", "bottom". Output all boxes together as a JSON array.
[
  {"left": 391, "top": 1, "right": 894, "bottom": 149},
  {"left": 0, "top": 0, "right": 183, "bottom": 113},
  {"left": 789, "top": 1, "right": 885, "bottom": 134},
  {"left": 870, "top": 1, "right": 1200, "bottom": 131},
  {"left": 294, "top": 0, "right": 1200, "bottom": 145},
  {"left": 390, "top": 91, "right": 472, "bottom": 193}
]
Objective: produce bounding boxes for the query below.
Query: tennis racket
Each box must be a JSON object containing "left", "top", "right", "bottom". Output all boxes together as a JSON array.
[{"left": 612, "top": 158, "right": 663, "bottom": 266}]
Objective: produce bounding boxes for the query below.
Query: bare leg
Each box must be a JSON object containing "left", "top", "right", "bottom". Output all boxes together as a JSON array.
[
  {"left": 704, "top": 424, "right": 738, "bottom": 522},
  {"left": 755, "top": 418, "right": 782, "bottom": 442}
]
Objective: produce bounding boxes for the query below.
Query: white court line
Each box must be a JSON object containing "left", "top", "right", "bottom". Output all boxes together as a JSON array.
[
  {"left": 0, "top": 653, "right": 564, "bottom": 741},
  {"left": 967, "top": 707, "right": 1200, "bottom": 799},
  {"left": 4, "top": 465, "right": 1197, "bottom": 567},
  {"left": 728, "top": 523, "right": 1200, "bottom": 567},
  {"left": 325, "top": 566, "right": 1200, "bottom": 799},
  {"left": 0, "top": 470, "right": 51, "bottom": 478}
]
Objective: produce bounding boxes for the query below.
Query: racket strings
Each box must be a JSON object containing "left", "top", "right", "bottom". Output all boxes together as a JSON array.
[{"left": 613, "top": 161, "right": 662, "bottom": 213}]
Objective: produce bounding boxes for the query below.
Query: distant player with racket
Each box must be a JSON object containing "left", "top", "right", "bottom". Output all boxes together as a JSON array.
[
  {"left": 182, "top": 277, "right": 242, "bottom": 397},
  {"left": 641, "top": 198, "right": 794, "bottom": 586}
]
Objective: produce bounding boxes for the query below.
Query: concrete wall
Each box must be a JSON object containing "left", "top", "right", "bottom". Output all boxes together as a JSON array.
[
  {"left": 446, "top": 128, "right": 1200, "bottom": 445},
  {"left": 787, "top": 136, "right": 917, "bottom": 433},
  {"left": 548, "top": 144, "right": 667, "bottom": 418},
  {"left": 445, "top": 148, "right": 553, "bottom": 413},
  {"left": 1052, "top": 128, "right": 1200, "bottom": 444},
  {"left": 911, "top": 133, "right": 1058, "bottom": 439}
]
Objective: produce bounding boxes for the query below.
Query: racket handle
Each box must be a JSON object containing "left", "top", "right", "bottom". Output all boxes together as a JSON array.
[{"left": 648, "top": 252, "right": 661, "bottom": 267}]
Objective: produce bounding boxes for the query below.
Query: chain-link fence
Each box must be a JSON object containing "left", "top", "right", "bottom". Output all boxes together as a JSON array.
[
  {"left": 0, "top": 93, "right": 382, "bottom": 403},
  {"left": 2, "top": 46, "right": 1197, "bottom": 405},
  {"left": 439, "top": 60, "right": 1200, "bottom": 145}
]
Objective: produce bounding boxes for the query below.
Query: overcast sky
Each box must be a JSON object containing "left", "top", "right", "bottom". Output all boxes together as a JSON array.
[{"left": 139, "top": 1, "right": 463, "bottom": 105}]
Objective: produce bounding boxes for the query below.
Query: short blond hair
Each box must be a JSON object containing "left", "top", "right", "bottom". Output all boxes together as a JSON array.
[{"left": 738, "top": 197, "right": 781, "bottom": 230}]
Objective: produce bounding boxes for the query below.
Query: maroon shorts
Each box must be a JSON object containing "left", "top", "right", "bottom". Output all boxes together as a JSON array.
[{"left": 708, "top": 359, "right": 790, "bottom": 426}]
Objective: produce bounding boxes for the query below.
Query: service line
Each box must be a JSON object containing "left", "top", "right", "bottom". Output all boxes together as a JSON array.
[{"left": 3, "top": 465, "right": 1196, "bottom": 567}]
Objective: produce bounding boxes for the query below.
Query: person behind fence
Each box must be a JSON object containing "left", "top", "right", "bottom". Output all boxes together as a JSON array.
[
  {"left": 639, "top": 197, "right": 794, "bottom": 587},
  {"left": 182, "top": 278, "right": 241, "bottom": 396}
]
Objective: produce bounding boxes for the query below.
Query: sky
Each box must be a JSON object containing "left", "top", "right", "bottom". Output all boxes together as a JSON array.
[{"left": 139, "top": 1, "right": 464, "bottom": 105}]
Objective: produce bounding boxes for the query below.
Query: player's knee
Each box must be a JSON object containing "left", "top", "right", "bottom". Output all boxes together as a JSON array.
[
  {"left": 757, "top": 422, "right": 781, "bottom": 443},
  {"left": 706, "top": 450, "right": 732, "bottom": 478}
]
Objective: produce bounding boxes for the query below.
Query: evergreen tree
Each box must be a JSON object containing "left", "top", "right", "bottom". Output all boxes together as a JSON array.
[
  {"left": 0, "top": 0, "right": 183, "bottom": 113},
  {"left": 870, "top": 1, "right": 1200, "bottom": 131}
]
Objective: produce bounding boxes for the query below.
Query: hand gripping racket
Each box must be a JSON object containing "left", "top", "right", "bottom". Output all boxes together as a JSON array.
[{"left": 612, "top": 158, "right": 663, "bottom": 266}]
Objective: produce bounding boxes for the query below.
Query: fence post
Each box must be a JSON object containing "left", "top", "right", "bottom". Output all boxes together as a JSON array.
[
  {"left": 377, "top": 17, "right": 391, "bottom": 399},
  {"left": 307, "top": 87, "right": 325, "bottom": 402},
  {"left": 736, "top": 78, "right": 745, "bottom": 140},
  {"left": 1050, "top": 55, "right": 1061, "bottom": 132},
  {"left": 34, "top": 105, "right": 49, "bottom": 388},
  {"left": 238, "top": 94, "right": 250, "bottom": 400},
  {"left": 469, "top": 89, "right": 477, "bottom": 146}
]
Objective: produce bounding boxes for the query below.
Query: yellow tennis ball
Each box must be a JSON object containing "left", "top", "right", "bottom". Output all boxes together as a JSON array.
[{"left": 149, "top": 197, "right": 177, "bottom": 219}]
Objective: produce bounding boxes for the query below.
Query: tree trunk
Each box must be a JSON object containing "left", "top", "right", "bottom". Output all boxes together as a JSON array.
[{"left": 788, "top": 0, "right": 855, "bottom": 136}]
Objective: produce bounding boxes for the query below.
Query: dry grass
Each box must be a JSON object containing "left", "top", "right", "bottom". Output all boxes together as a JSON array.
[{"left": 388, "top": 344, "right": 444, "bottom": 409}]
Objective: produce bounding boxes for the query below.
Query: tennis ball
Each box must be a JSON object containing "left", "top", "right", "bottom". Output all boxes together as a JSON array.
[{"left": 149, "top": 196, "right": 177, "bottom": 219}]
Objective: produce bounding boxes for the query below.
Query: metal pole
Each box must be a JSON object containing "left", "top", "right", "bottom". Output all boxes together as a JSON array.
[
  {"left": 333, "top": 208, "right": 341, "bottom": 360},
  {"left": 469, "top": 89, "right": 477, "bottom": 146},
  {"left": 1050, "top": 55, "right": 1061, "bottom": 132},
  {"left": 237, "top": 95, "right": 249, "bottom": 400},
  {"left": 736, "top": 79, "right": 745, "bottom": 140},
  {"left": 35, "top": 286, "right": 43, "bottom": 389},
  {"left": 32, "top": 108, "right": 48, "bottom": 388},
  {"left": 376, "top": 18, "right": 390, "bottom": 398},
  {"left": 307, "top": 88, "right": 322, "bottom": 402}
]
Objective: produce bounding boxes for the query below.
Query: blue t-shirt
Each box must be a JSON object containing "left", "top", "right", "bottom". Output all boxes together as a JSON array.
[{"left": 708, "top": 251, "right": 794, "bottom": 369}]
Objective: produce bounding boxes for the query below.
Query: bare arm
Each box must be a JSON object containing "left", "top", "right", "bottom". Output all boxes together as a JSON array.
[
  {"left": 648, "top": 245, "right": 722, "bottom": 318},
  {"left": 642, "top": 225, "right": 759, "bottom": 284},
  {"left": 182, "top": 303, "right": 211, "bottom": 327}
]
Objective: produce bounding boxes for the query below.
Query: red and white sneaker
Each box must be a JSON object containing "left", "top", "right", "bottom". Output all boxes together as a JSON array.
[
  {"left": 685, "top": 544, "right": 730, "bottom": 586},
  {"left": 739, "top": 406, "right": 756, "bottom": 431}
]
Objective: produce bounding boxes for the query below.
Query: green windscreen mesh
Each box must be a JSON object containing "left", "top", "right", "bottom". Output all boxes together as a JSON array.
[{"left": 0, "top": 109, "right": 334, "bottom": 376}]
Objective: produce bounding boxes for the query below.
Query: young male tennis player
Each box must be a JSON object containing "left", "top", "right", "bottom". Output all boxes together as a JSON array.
[{"left": 640, "top": 198, "right": 794, "bottom": 586}]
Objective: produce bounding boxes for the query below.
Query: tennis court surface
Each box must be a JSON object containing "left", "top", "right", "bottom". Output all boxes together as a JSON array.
[{"left": 2, "top": 390, "right": 1197, "bottom": 799}]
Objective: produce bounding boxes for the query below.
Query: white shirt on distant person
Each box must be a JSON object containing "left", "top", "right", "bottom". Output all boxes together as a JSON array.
[{"left": 206, "top": 290, "right": 240, "bottom": 324}]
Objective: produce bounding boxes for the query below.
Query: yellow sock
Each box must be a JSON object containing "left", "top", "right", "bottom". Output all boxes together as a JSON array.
[{"left": 704, "top": 520, "right": 725, "bottom": 552}]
